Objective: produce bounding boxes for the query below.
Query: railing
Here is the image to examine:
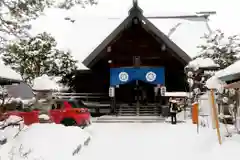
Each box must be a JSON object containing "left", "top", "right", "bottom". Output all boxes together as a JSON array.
[{"left": 52, "top": 92, "right": 110, "bottom": 104}]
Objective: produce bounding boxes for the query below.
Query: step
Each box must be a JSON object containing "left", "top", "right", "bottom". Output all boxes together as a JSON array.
[
  {"left": 93, "top": 120, "right": 165, "bottom": 123},
  {"left": 119, "top": 113, "right": 137, "bottom": 116},
  {"left": 96, "top": 116, "right": 165, "bottom": 121},
  {"left": 139, "top": 110, "right": 159, "bottom": 112},
  {"left": 118, "top": 108, "right": 136, "bottom": 110},
  {"left": 139, "top": 112, "right": 158, "bottom": 114},
  {"left": 139, "top": 113, "right": 159, "bottom": 115},
  {"left": 139, "top": 109, "right": 159, "bottom": 111}
]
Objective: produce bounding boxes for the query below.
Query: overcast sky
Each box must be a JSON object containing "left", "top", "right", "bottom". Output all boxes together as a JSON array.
[{"left": 30, "top": 0, "right": 240, "bottom": 68}]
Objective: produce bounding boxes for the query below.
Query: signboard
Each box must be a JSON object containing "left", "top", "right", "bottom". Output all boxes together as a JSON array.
[
  {"left": 160, "top": 86, "right": 166, "bottom": 96},
  {"left": 109, "top": 87, "right": 115, "bottom": 97},
  {"left": 110, "top": 67, "right": 165, "bottom": 86}
]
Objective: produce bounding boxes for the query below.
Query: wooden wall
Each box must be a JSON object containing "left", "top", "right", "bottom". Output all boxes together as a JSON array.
[{"left": 74, "top": 23, "right": 188, "bottom": 96}]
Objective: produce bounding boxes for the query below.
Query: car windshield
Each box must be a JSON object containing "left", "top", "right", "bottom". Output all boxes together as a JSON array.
[{"left": 68, "top": 100, "right": 85, "bottom": 108}]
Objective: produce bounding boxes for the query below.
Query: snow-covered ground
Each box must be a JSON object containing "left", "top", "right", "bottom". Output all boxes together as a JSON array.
[
  {"left": 0, "top": 116, "right": 91, "bottom": 160},
  {"left": 81, "top": 122, "right": 240, "bottom": 160},
  {"left": 1, "top": 115, "right": 240, "bottom": 160}
]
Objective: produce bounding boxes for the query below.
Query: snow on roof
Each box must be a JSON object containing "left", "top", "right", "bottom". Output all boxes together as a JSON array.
[
  {"left": 29, "top": 1, "right": 210, "bottom": 69},
  {"left": 186, "top": 57, "right": 219, "bottom": 69},
  {"left": 0, "top": 60, "right": 22, "bottom": 81},
  {"left": 205, "top": 75, "right": 225, "bottom": 90},
  {"left": 49, "top": 76, "right": 69, "bottom": 91},
  {"left": 163, "top": 92, "right": 190, "bottom": 97},
  {"left": 215, "top": 60, "right": 240, "bottom": 78},
  {"left": 32, "top": 74, "right": 60, "bottom": 91}
]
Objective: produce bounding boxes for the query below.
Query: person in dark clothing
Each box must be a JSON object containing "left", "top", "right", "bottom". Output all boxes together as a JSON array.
[{"left": 169, "top": 99, "right": 178, "bottom": 124}]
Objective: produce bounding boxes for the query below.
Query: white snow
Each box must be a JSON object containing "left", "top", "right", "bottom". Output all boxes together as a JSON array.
[
  {"left": 32, "top": 74, "right": 60, "bottom": 91},
  {"left": 79, "top": 122, "right": 240, "bottom": 160},
  {"left": 0, "top": 120, "right": 91, "bottom": 160},
  {"left": 2, "top": 115, "right": 23, "bottom": 125},
  {"left": 215, "top": 60, "right": 240, "bottom": 79},
  {"left": 186, "top": 57, "right": 219, "bottom": 70},
  {"left": 0, "top": 61, "right": 22, "bottom": 81},
  {"left": 38, "top": 114, "right": 50, "bottom": 120},
  {"left": 0, "top": 116, "right": 25, "bottom": 144},
  {"left": 205, "top": 75, "right": 225, "bottom": 90},
  {"left": 1, "top": 113, "right": 240, "bottom": 160},
  {"left": 163, "top": 92, "right": 190, "bottom": 97}
]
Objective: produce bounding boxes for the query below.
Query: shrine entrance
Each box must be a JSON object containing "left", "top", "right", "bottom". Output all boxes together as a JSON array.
[
  {"left": 115, "top": 80, "right": 155, "bottom": 106},
  {"left": 110, "top": 67, "right": 165, "bottom": 112}
]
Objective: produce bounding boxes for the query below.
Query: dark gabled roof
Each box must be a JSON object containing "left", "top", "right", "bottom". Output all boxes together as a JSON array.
[
  {"left": 82, "top": 2, "right": 191, "bottom": 68},
  {"left": 0, "top": 77, "right": 22, "bottom": 85}
]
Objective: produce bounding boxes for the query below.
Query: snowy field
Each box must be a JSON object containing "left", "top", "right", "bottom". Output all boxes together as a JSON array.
[
  {"left": 1, "top": 116, "right": 240, "bottom": 160},
  {"left": 82, "top": 122, "right": 240, "bottom": 160}
]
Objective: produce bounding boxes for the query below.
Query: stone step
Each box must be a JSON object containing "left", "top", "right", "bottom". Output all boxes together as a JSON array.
[
  {"left": 139, "top": 109, "right": 159, "bottom": 111},
  {"left": 93, "top": 120, "right": 165, "bottom": 123},
  {"left": 119, "top": 112, "right": 136, "bottom": 114},
  {"left": 139, "top": 111, "right": 158, "bottom": 114},
  {"left": 119, "top": 113, "right": 136, "bottom": 115},
  {"left": 140, "top": 113, "right": 159, "bottom": 115},
  {"left": 119, "top": 108, "right": 137, "bottom": 110}
]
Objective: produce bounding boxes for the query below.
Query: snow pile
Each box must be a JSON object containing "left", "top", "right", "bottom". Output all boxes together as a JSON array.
[
  {"left": 0, "top": 61, "right": 22, "bottom": 81},
  {"left": 21, "top": 97, "right": 36, "bottom": 105},
  {"left": 32, "top": 74, "right": 59, "bottom": 91},
  {"left": 0, "top": 116, "right": 25, "bottom": 145},
  {"left": 2, "top": 115, "right": 23, "bottom": 125},
  {"left": 216, "top": 60, "right": 240, "bottom": 78},
  {"left": 186, "top": 57, "right": 219, "bottom": 70},
  {"left": 0, "top": 123, "right": 91, "bottom": 160},
  {"left": 0, "top": 97, "right": 31, "bottom": 105},
  {"left": 38, "top": 114, "right": 50, "bottom": 120}
]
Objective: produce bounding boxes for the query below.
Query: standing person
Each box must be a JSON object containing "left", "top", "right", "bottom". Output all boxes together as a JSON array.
[{"left": 169, "top": 99, "right": 178, "bottom": 124}]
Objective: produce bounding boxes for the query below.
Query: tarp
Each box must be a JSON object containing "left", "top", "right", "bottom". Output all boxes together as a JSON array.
[{"left": 110, "top": 67, "right": 165, "bottom": 86}]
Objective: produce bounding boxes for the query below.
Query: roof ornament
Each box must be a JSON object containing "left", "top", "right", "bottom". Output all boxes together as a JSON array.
[{"left": 133, "top": 0, "right": 138, "bottom": 7}]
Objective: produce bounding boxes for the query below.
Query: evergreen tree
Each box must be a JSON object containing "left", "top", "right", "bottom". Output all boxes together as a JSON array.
[
  {"left": 0, "top": 0, "right": 97, "bottom": 48},
  {"left": 1, "top": 32, "right": 77, "bottom": 86},
  {"left": 197, "top": 29, "right": 239, "bottom": 68}
]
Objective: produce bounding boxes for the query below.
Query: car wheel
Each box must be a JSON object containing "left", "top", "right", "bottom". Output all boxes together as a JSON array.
[{"left": 61, "top": 118, "right": 77, "bottom": 126}]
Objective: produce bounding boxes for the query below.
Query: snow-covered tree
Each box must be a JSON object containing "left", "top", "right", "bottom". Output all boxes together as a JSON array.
[
  {"left": 197, "top": 30, "right": 240, "bottom": 68},
  {"left": 0, "top": 0, "right": 97, "bottom": 51},
  {"left": 1, "top": 32, "right": 77, "bottom": 86}
]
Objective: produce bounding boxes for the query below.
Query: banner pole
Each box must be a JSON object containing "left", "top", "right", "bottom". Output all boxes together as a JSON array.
[{"left": 210, "top": 89, "right": 222, "bottom": 145}]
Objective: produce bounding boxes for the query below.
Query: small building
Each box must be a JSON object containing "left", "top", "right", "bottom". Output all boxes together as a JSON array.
[
  {"left": 73, "top": 2, "right": 192, "bottom": 115},
  {"left": 213, "top": 61, "right": 240, "bottom": 125}
]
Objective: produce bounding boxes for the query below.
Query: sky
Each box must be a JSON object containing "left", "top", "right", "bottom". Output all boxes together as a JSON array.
[{"left": 29, "top": 0, "right": 240, "bottom": 68}]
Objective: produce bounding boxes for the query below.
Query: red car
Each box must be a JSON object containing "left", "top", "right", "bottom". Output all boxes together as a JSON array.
[
  {"left": 49, "top": 99, "right": 91, "bottom": 128},
  {"left": 4, "top": 99, "right": 91, "bottom": 128}
]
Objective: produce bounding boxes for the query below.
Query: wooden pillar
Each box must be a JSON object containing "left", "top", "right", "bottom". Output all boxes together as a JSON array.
[{"left": 210, "top": 89, "right": 222, "bottom": 145}]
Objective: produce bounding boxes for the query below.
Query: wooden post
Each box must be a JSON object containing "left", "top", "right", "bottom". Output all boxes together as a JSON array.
[{"left": 210, "top": 89, "right": 222, "bottom": 145}]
